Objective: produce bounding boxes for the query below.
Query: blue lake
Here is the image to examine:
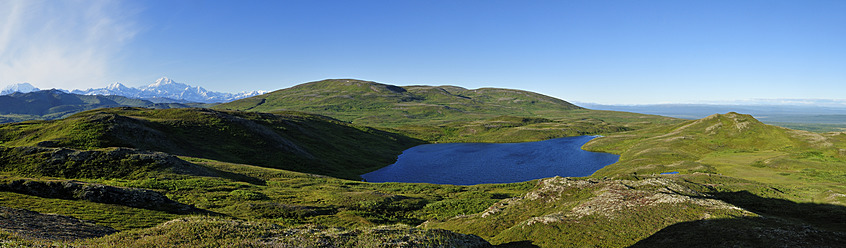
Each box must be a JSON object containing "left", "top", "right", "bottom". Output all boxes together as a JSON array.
[{"left": 361, "top": 136, "right": 620, "bottom": 185}]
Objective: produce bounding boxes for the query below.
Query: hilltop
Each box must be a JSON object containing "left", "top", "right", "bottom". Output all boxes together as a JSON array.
[
  {"left": 584, "top": 112, "right": 843, "bottom": 175},
  {"left": 216, "top": 79, "right": 681, "bottom": 142},
  {"left": 217, "top": 79, "right": 580, "bottom": 125}
]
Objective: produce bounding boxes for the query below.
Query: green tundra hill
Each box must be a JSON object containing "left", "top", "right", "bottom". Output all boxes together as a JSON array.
[
  {"left": 0, "top": 107, "right": 421, "bottom": 180},
  {"left": 215, "top": 79, "right": 582, "bottom": 125},
  {"left": 215, "top": 79, "right": 682, "bottom": 142},
  {"left": 584, "top": 112, "right": 846, "bottom": 206},
  {"left": 0, "top": 90, "right": 211, "bottom": 123}
]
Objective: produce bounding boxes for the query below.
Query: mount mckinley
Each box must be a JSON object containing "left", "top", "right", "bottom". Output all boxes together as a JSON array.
[{"left": 2, "top": 77, "right": 267, "bottom": 104}]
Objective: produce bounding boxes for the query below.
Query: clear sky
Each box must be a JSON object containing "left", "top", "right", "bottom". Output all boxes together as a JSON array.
[{"left": 1, "top": 0, "right": 844, "bottom": 104}]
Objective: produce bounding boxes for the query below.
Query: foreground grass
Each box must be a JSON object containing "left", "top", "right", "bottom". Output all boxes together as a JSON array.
[
  {"left": 0, "top": 191, "right": 181, "bottom": 231},
  {"left": 78, "top": 217, "right": 490, "bottom": 248},
  {"left": 3, "top": 152, "right": 846, "bottom": 247},
  {"left": 0, "top": 155, "right": 533, "bottom": 235}
]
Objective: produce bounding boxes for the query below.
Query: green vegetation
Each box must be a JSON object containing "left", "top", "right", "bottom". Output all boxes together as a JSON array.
[
  {"left": 2, "top": 79, "right": 846, "bottom": 247},
  {"left": 0, "top": 156, "right": 530, "bottom": 246},
  {"left": 582, "top": 112, "right": 846, "bottom": 206},
  {"left": 216, "top": 79, "right": 580, "bottom": 127},
  {"left": 0, "top": 107, "right": 422, "bottom": 180},
  {"left": 215, "top": 79, "right": 681, "bottom": 142},
  {"left": 0, "top": 146, "right": 180, "bottom": 179},
  {"left": 77, "top": 217, "right": 492, "bottom": 248}
]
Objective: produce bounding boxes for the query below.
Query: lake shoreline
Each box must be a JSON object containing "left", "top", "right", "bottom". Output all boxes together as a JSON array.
[{"left": 362, "top": 136, "right": 619, "bottom": 185}]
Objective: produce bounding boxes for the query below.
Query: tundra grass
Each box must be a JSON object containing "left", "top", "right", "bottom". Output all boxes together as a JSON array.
[
  {"left": 167, "top": 158, "right": 534, "bottom": 227},
  {"left": 584, "top": 113, "right": 846, "bottom": 206},
  {"left": 0, "top": 108, "right": 423, "bottom": 180},
  {"left": 0, "top": 191, "right": 181, "bottom": 230},
  {"left": 215, "top": 79, "right": 682, "bottom": 136},
  {"left": 0, "top": 156, "right": 533, "bottom": 231}
]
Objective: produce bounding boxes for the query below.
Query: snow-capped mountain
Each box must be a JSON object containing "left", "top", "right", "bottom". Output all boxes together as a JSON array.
[
  {"left": 71, "top": 77, "right": 267, "bottom": 103},
  {"left": 1, "top": 83, "right": 40, "bottom": 95}
]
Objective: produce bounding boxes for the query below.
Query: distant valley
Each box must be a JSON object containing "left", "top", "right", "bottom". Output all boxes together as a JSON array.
[{"left": 579, "top": 102, "right": 846, "bottom": 132}]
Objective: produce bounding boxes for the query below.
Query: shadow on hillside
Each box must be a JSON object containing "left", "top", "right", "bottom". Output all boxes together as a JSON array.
[
  {"left": 711, "top": 190, "right": 846, "bottom": 231},
  {"left": 629, "top": 190, "right": 846, "bottom": 248}
]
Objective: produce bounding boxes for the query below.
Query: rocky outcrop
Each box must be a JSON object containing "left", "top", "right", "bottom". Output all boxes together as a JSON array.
[
  {"left": 0, "top": 179, "right": 194, "bottom": 212},
  {"left": 0, "top": 146, "right": 219, "bottom": 179}
]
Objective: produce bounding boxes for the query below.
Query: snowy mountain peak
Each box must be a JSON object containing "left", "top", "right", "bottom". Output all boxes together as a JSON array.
[
  {"left": 106, "top": 82, "right": 128, "bottom": 90},
  {"left": 1, "top": 83, "right": 40, "bottom": 95},
  {"left": 153, "top": 77, "right": 174, "bottom": 86},
  {"left": 71, "top": 77, "right": 266, "bottom": 103}
]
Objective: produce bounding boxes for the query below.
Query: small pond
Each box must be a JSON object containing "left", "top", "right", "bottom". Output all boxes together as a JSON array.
[{"left": 361, "top": 136, "right": 619, "bottom": 185}]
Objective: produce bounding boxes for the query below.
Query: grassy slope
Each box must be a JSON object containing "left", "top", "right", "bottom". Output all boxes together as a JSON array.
[
  {"left": 215, "top": 79, "right": 682, "bottom": 142},
  {"left": 0, "top": 107, "right": 422, "bottom": 180},
  {"left": 0, "top": 155, "right": 532, "bottom": 246},
  {"left": 216, "top": 79, "right": 581, "bottom": 126}
]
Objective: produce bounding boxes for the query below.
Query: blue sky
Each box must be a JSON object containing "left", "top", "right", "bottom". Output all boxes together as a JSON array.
[{"left": 1, "top": 0, "right": 844, "bottom": 104}]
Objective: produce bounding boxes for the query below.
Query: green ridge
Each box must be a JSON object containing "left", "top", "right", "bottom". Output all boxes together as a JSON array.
[
  {"left": 216, "top": 79, "right": 681, "bottom": 142},
  {"left": 0, "top": 107, "right": 422, "bottom": 180}
]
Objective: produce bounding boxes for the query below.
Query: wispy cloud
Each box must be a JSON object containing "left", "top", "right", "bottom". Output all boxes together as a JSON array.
[{"left": 0, "top": 0, "right": 137, "bottom": 90}]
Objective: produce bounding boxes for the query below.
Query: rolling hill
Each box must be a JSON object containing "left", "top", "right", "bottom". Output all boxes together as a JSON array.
[
  {"left": 216, "top": 79, "right": 682, "bottom": 142},
  {"left": 217, "top": 79, "right": 580, "bottom": 126},
  {"left": 0, "top": 107, "right": 421, "bottom": 180}
]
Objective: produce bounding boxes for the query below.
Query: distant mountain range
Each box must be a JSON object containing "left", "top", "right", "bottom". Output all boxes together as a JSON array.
[
  {"left": 1, "top": 83, "right": 40, "bottom": 95},
  {"left": 1, "top": 77, "right": 267, "bottom": 104},
  {"left": 0, "top": 90, "right": 212, "bottom": 123}
]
